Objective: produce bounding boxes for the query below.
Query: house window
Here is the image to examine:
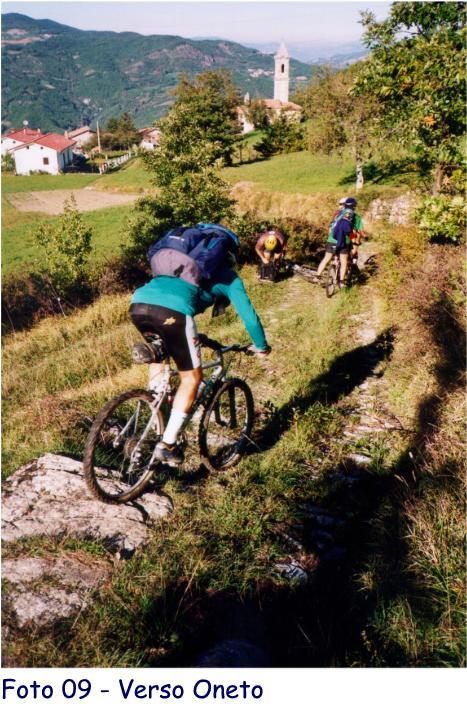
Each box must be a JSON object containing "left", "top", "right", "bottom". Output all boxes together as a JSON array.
[
  {"left": 281, "top": 63, "right": 284, "bottom": 73},
  {"left": 43, "top": 157, "right": 49, "bottom": 165}
]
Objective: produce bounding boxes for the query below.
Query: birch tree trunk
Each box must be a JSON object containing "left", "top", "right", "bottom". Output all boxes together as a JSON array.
[{"left": 355, "top": 151, "right": 364, "bottom": 191}]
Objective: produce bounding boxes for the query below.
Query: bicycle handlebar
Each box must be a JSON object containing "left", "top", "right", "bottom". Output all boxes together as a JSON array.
[{"left": 197, "top": 333, "right": 251, "bottom": 355}]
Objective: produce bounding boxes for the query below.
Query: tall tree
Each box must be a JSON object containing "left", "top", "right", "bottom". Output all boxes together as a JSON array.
[
  {"left": 356, "top": 1, "right": 466, "bottom": 193},
  {"left": 295, "top": 66, "right": 381, "bottom": 190},
  {"left": 126, "top": 70, "right": 237, "bottom": 259}
]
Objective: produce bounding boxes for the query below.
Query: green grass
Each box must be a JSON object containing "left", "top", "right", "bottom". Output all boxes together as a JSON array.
[
  {"left": 1, "top": 173, "right": 100, "bottom": 193},
  {"left": 2, "top": 201, "right": 132, "bottom": 276},
  {"left": 223, "top": 151, "right": 356, "bottom": 193},
  {"left": 223, "top": 149, "right": 419, "bottom": 195},
  {"left": 92, "top": 157, "right": 153, "bottom": 193}
]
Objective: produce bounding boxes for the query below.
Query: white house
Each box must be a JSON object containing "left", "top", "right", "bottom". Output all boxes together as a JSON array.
[
  {"left": 11, "top": 133, "right": 75, "bottom": 175},
  {"left": 66, "top": 125, "right": 96, "bottom": 149},
  {"left": 1, "top": 127, "right": 43, "bottom": 156},
  {"left": 138, "top": 126, "right": 161, "bottom": 150},
  {"left": 237, "top": 106, "right": 255, "bottom": 135}
]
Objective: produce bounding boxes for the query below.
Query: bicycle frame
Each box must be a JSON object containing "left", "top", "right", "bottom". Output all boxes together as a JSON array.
[{"left": 141, "top": 342, "right": 248, "bottom": 464}]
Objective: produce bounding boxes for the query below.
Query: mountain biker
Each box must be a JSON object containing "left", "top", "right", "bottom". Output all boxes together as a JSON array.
[
  {"left": 129, "top": 225, "right": 270, "bottom": 466},
  {"left": 338, "top": 197, "right": 365, "bottom": 261},
  {"left": 316, "top": 197, "right": 358, "bottom": 286},
  {"left": 255, "top": 228, "right": 286, "bottom": 281}
]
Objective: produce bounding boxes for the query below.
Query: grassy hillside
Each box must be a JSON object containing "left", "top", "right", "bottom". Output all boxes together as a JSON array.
[
  {"left": 2, "top": 13, "right": 314, "bottom": 131},
  {"left": 1, "top": 173, "right": 100, "bottom": 193},
  {"left": 2, "top": 197, "right": 132, "bottom": 276},
  {"left": 2, "top": 224, "right": 465, "bottom": 668}
]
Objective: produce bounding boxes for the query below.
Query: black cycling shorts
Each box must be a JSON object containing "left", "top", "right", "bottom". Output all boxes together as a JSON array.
[
  {"left": 325, "top": 243, "right": 350, "bottom": 255},
  {"left": 129, "top": 303, "right": 201, "bottom": 372}
]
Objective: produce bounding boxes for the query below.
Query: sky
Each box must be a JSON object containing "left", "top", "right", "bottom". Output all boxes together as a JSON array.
[{"left": 2, "top": 1, "right": 391, "bottom": 45}]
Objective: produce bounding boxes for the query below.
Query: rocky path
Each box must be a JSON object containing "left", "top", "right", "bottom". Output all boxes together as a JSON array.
[{"left": 270, "top": 243, "right": 408, "bottom": 583}]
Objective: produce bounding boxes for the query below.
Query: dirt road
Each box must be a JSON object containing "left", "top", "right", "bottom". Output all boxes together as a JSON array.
[{"left": 7, "top": 188, "right": 139, "bottom": 215}]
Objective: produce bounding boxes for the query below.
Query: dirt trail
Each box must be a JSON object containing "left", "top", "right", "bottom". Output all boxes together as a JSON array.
[
  {"left": 7, "top": 188, "right": 139, "bottom": 215},
  {"left": 263, "top": 241, "right": 408, "bottom": 563}
]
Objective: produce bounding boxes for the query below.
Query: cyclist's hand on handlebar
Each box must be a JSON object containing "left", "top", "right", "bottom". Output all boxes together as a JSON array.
[{"left": 247, "top": 344, "right": 271, "bottom": 357}]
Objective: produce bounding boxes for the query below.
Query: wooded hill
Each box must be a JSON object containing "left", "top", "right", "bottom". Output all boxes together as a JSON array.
[{"left": 1, "top": 12, "right": 313, "bottom": 132}]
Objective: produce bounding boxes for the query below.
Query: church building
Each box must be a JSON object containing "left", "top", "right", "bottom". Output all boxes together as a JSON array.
[{"left": 238, "top": 41, "right": 303, "bottom": 134}]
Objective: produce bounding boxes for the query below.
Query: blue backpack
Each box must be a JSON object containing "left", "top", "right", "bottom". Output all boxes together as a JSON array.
[{"left": 147, "top": 224, "right": 239, "bottom": 284}]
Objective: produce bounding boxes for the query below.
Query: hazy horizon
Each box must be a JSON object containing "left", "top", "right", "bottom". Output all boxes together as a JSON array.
[{"left": 2, "top": 1, "right": 391, "bottom": 48}]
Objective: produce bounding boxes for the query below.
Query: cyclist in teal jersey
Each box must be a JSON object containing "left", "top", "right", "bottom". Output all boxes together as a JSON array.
[{"left": 130, "top": 248, "right": 270, "bottom": 465}]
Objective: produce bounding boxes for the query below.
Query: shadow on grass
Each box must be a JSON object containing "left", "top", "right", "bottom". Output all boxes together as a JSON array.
[
  {"left": 256, "top": 327, "right": 395, "bottom": 456},
  {"left": 338, "top": 158, "right": 419, "bottom": 187}
]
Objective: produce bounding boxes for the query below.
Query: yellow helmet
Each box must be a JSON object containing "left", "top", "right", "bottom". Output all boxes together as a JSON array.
[{"left": 264, "top": 233, "right": 278, "bottom": 251}]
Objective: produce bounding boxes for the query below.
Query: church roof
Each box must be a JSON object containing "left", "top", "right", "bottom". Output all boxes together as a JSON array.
[
  {"left": 275, "top": 40, "right": 290, "bottom": 58},
  {"left": 263, "top": 99, "right": 302, "bottom": 111}
]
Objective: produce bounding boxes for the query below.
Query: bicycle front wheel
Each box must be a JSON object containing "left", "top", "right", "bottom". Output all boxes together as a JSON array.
[
  {"left": 83, "top": 389, "right": 165, "bottom": 503},
  {"left": 326, "top": 265, "right": 338, "bottom": 298},
  {"left": 198, "top": 378, "right": 254, "bottom": 473}
]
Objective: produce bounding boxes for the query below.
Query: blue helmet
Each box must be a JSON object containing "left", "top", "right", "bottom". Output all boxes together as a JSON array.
[{"left": 343, "top": 197, "right": 357, "bottom": 209}]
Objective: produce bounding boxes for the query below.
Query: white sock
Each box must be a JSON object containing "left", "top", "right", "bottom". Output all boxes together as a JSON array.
[{"left": 162, "top": 409, "right": 188, "bottom": 446}]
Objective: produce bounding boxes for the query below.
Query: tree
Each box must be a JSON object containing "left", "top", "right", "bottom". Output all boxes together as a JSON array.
[
  {"left": 126, "top": 70, "right": 237, "bottom": 260},
  {"left": 106, "top": 117, "right": 119, "bottom": 133},
  {"left": 246, "top": 99, "right": 270, "bottom": 130},
  {"left": 34, "top": 194, "right": 92, "bottom": 291},
  {"left": 356, "top": 1, "right": 466, "bottom": 193},
  {"left": 295, "top": 66, "right": 381, "bottom": 190},
  {"left": 254, "top": 111, "right": 305, "bottom": 158}
]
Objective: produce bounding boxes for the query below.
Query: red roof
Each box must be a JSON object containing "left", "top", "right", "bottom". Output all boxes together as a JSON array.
[
  {"left": 3, "top": 128, "right": 42, "bottom": 143},
  {"left": 11, "top": 132, "right": 75, "bottom": 153},
  {"left": 35, "top": 134, "right": 75, "bottom": 151}
]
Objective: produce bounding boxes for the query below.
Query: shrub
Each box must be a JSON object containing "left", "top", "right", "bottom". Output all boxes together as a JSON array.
[
  {"left": 34, "top": 194, "right": 93, "bottom": 291},
  {"left": 415, "top": 195, "right": 466, "bottom": 244},
  {"left": 1, "top": 153, "right": 15, "bottom": 173}
]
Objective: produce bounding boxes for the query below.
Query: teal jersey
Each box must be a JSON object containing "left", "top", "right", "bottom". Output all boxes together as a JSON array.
[
  {"left": 131, "top": 270, "right": 268, "bottom": 350},
  {"left": 131, "top": 276, "right": 208, "bottom": 317}
]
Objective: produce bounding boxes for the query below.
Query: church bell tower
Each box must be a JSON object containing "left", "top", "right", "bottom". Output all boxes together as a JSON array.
[{"left": 274, "top": 40, "right": 290, "bottom": 103}]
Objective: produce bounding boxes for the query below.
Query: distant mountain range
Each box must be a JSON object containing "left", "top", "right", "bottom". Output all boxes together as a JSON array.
[
  {"left": 1, "top": 13, "right": 315, "bottom": 134},
  {"left": 245, "top": 39, "right": 368, "bottom": 65}
]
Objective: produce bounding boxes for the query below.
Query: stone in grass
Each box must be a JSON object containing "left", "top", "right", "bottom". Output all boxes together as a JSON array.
[
  {"left": 2, "top": 554, "right": 112, "bottom": 628},
  {"left": 273, "top": 559, "right": 308, "bottom": 586},
  {"left": 347, "top": 453, "right": 372, "bottom": 466},
  {"left": 2, "top": 453, "right": 174, "bottom": 557}
]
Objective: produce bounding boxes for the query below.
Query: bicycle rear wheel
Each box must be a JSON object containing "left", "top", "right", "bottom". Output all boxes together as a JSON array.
[
  {"left": 198, "top": 378, "right": 254, "bottom": 473},
  {"left": 83, "top": 389, "right": 164, "bottom": 503},
  {"left": 326, "top": 264, "right": 338, "bottom": 298}
]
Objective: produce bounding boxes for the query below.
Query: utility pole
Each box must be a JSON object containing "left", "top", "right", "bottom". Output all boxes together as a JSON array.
[{"left": 96, "top": 120, "right": 101, "bottom": 153}]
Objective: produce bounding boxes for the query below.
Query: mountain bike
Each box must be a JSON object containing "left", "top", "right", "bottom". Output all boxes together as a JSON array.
[
  {"left": 292, "top": 263, "right": 318, "bottom": 283},
  {"left": 325, "top": 252, "right": 360, "bottom": 298},
  {"left": 83, "top": 334, "right": 255, "bottom": 504}
]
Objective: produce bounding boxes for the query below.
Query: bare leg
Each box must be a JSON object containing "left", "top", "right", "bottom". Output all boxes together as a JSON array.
[
  {"left": 339, "top": 252, "right": 349, "bottom": 284},
  {"left": 172, "top": 367, "right": 202, "bottom": 413},
  {"left": 317, "top": 252, "right": 333, "bottom": 277},
  {"left": 162, "top": 367, "right": 202, "bottom": 447}
]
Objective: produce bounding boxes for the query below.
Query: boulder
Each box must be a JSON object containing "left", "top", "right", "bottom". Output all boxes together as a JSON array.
[
  {"left": 2, "top": 453, "right": 173, "bottom": 556},
  {"left": 2, "top": 453, "right": 173, "bottom": 629}
]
